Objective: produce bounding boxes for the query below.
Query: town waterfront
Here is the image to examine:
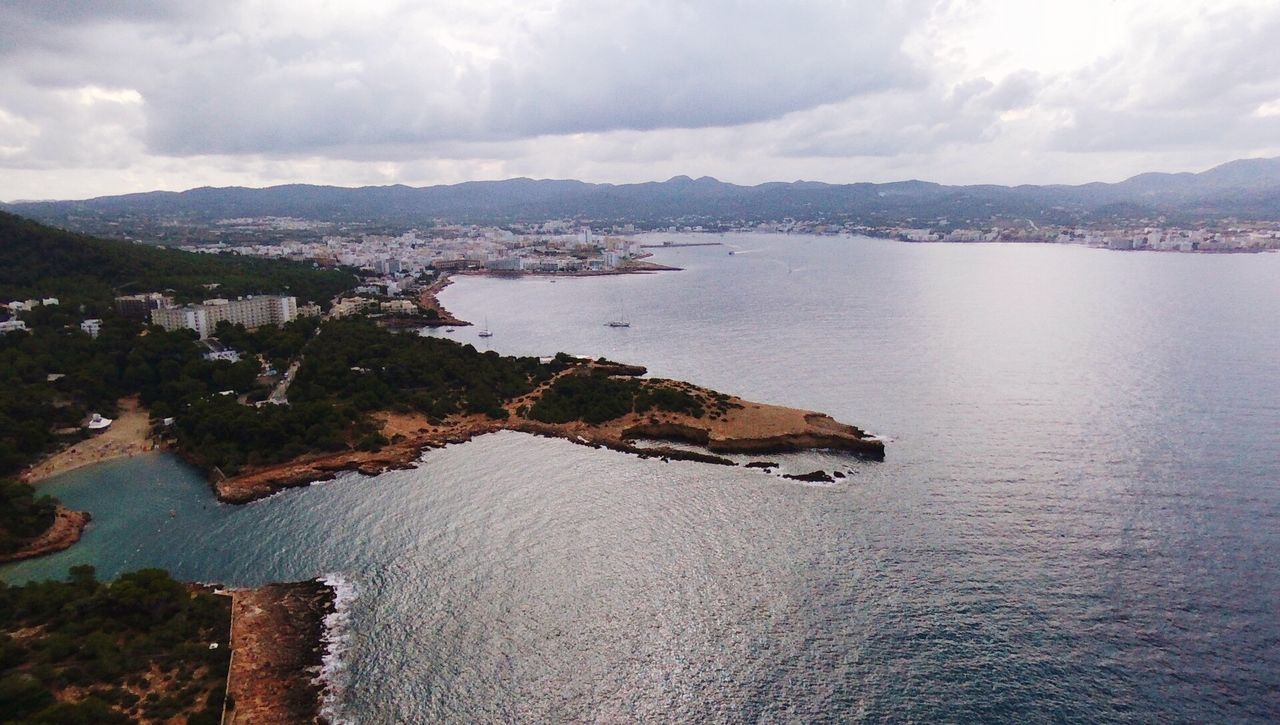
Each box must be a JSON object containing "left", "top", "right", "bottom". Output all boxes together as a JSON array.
[{"left": 5, "top": 235, "right": 1279, "bottom": 721}]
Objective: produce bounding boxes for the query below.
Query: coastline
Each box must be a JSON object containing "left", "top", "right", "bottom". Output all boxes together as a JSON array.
[
  {"left": 644, "top": 228, "right": 1278, "bottom": 254},
  {"left": 416, "top": 274, "right": 470, "bottom": 327},
  {"left": 0, "top": 505, "right": 91, "bottom": 563},
  {"left": 20, "top": 396, "right": 157, "bottom": 484},
  {"left": 456, "top": 260, "right": 683, "bottom": 277},
  {"left": 214, "top": 367, "right": 884, "bottom": 504},
  {"left": 226, "top": 579, "right": 338, "bottom": 724}
]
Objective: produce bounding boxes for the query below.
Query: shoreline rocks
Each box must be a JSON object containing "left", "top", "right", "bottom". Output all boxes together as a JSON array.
[
  {"left": 226, "top": 580, "right": 336, "bottom": 724},
  {"left": 213, "top": 384, "right": 884, "bottom": 504},
  {"left": 0, "top": 506, "right": 91, "bottom": 563}
]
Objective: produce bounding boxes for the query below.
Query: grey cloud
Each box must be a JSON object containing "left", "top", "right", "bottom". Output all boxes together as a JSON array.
[
  {"left": 1052, "top": 109, "right": 1280, "bottom": 153},
  {"left": 0, "top": 0, "right": 935, "bottom": 160},
  {"left": 481, "top": 1, "right": 927, "bottom": 137},
  {"left": 0, "top": 2, "right": 212, "bottom": 58},
  {"left": 774, "top": 71, "right": 1041, "bottom": 158}
]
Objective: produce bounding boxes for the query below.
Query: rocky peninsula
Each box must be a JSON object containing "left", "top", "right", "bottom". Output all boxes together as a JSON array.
[
  {"left": 415, "top": 274, "right": 470, "bottom": 327},
  {"left": 226, "top": 579, "right": 338, "bottom": 724},
  {"left": 214, "top": 359, "right": 883, "bottom": 504},
  {"left": 0, "top": 505, "right": 92, "bottom": 563}
]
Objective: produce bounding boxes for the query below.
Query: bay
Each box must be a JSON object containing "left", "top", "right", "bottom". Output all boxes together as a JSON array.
[{"left": 5, "top": 234, "right": 1279, "bottom": 722}]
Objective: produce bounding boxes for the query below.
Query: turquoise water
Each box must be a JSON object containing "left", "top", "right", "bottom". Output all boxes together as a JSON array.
[{"left": 5, "top": 235, "right": 1279, "bottom": 721}]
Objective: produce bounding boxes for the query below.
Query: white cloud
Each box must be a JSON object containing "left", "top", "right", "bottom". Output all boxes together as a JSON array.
[{"left": 0, "top": 0, "right": 1279, "bottom": 200}]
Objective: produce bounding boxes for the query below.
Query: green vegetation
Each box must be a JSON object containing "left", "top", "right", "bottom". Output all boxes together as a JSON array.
[
  {"left": 173, "top": 396, "right": 363, "bottom": 475},
  {"left": 0, "top": 212, "right": 366, "bottom": 485},
  {"left": 0, "top": 567, "right": 231, "bottom": 724},
  {"left": 528, "top": 374, "right": 708, "bottom": 425},
  {"left": 290, "top": 317, "right": 551, "bottom": 420},
  {"left": 0, "top": 211, "right": 744, "bottom": 488},
  {"left": 0, "top": 318, "right": 261, "bottom": 476},
  {"left": 164, "top": 318, "right": 559, "bottom": 474},
  {"left": 0, "top": 481, "right": 57, "bottom": 556},
  {"left": 0, "top": 210, "right": 354, "bottom": 312},
  {"left": 211, "top": 317, "right": 319, "bottom": 372}
]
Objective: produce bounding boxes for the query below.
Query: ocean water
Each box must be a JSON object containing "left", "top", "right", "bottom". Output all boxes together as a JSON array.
[{"left": 4, "top": 235, "right": 1279, "bottom": 722}]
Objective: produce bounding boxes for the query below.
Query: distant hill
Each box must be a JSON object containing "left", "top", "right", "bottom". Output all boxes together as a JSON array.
[
  {"left": 0, "top": 211, "right": 354, "bottom": 309},
  {"left": 5, "top": 157, "right": 1280, "bottom": 233}
]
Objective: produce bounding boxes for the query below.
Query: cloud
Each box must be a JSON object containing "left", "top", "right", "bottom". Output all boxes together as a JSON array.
[
  {"left": 0, "top": 0, "right": 931, "bottom": 160},
  {"left": 2, "top": 0, "right": 1280, "bottom": 200},
  {"left": 1048, "top": 2, "right": 1280, "bottom": 153},
  {"left": 771, "top": 70, "right": 1043, "bottom": 158}
]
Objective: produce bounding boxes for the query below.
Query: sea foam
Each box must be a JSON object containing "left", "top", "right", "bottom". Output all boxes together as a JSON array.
[{"left": 315, "top": 572, "right": 358, "bottom": 724}]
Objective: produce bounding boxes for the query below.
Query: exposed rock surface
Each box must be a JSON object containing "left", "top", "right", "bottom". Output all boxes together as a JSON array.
[
  {"left": 214, "top": 374, "right": 883, "bottom": 504},
  {"left": 0, "top": 506, "right": 91, "bottom": 563},
  {"left": 226, "top": 581, "right": 334, "bottom": 725},
  {"left": 783, "top": 470, "right": 835, "bottom": 483}
]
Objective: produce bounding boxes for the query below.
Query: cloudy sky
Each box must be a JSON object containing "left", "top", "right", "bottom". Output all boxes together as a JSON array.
[{"left": 2, "top": 0, "right": 1279, "bottom": 201}]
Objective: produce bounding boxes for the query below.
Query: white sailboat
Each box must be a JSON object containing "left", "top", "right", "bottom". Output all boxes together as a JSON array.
[
  {"left": 478, "top": 317, "right": 493, "bottom": 337},
  {"left": 605, "top": 305, "right": 630, "bottom": 328}
]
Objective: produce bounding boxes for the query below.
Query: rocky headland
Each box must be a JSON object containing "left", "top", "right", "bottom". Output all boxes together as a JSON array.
[
  {"left": 0, "top": 506, "right": 92, "bottom": 563},
  {"left": 225, "top": 580, "right": 336, "bottom": 724},
  {"left": 214, "top": 361, "right": 883, "bottom": 504}
]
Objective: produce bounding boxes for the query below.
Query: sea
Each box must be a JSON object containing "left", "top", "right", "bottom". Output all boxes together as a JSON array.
[{"left": 4, "top": 234, "right": 1279, "bottom": 722}]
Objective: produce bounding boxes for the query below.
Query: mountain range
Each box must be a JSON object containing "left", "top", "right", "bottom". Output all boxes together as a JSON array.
[{"left": 5, "top": 157, "right": 1280, "bottom": 235}]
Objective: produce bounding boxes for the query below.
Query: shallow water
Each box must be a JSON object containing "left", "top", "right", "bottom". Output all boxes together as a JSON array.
[{"left": 6, "top": 235, "right": 1279, "bottom": 721}]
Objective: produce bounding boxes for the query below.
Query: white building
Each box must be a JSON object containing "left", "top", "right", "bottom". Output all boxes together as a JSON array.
[
  {"left": 80, "top": 319, "right": 102, "bottom": 338},
  {"left": 0, "top": 319, "right": 28, "bottom": 334},
  {"left": 331, "top": 297, "right": 379, "bottom": 318},
  {"left": 151, "top": 295, "right": 298, "bottom": 339}
]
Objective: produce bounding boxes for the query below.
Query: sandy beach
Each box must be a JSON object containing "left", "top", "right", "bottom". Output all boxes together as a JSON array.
[{"left": 20, "top": 397, "right": 156, "bottom": 484}]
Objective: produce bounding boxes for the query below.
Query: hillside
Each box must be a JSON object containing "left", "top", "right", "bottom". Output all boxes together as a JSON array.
[
  {"left": 5, "top": 157, "right": 1280, "bottom": 232},
  {"left": 0, "top": 211, "right": 354, "bottom": 309}
]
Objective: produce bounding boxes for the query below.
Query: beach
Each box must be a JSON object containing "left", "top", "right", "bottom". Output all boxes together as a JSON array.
[{"left": 20, "top": 397, "right": 156, "bottom": 484}]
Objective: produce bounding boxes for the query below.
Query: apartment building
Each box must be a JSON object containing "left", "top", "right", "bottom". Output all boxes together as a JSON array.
[
  {"left": 150, "top": 295, "right": 297, "bottom": 339},
  {"left": 115, "top": 292, "right": 175, "bottom": 320}
]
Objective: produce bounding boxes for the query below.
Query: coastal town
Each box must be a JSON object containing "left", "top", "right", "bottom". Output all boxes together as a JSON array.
[
  {"left": 179, "top": 222, "right": 661, "bottom": 274},
  {"left": 169, "top": 216, "right": 1280, "bottom": 268}
]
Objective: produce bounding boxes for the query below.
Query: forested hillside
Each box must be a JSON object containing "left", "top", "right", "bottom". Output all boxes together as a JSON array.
[{"left": 0, "top": 211, "right": 354, "bottom": 309}]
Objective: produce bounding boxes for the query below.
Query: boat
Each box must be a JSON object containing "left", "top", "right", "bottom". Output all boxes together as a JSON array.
[
  {"left": 445, "top": 327, "right": 456, "bottom": 333},
  {"left": 728, "top": 250, "right": 735, "bottom": 255},
  {"left": 605, "top": 306, "right": 630, "bottom": 328},
  {"left": 478, "top": 317, "right": 493, "bottom": 337}
]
